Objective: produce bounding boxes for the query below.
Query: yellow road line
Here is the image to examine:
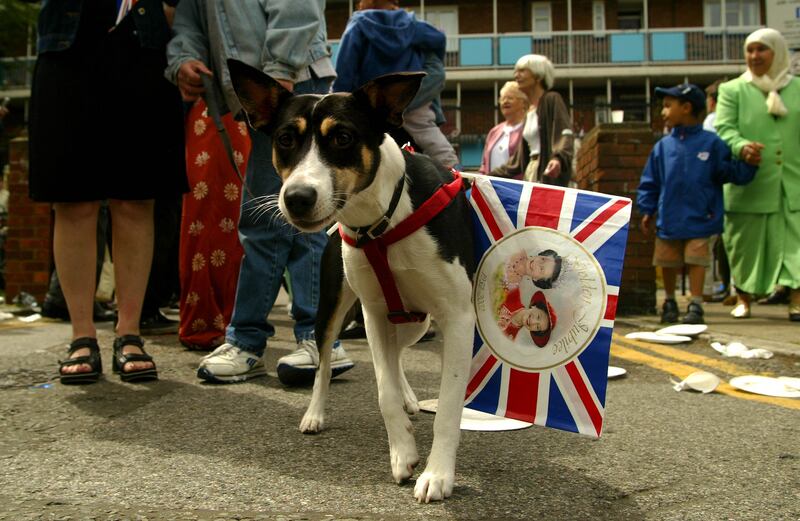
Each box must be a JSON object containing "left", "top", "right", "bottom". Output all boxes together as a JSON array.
[
  {"left": 612, "top": 333, "right": 774, "bottom": 377},
  {"left": 0, "top": 320, "right": 43, "bottom": 332},
  {"left": 611, "top": 343, "right": 800, "bottom": 411}
]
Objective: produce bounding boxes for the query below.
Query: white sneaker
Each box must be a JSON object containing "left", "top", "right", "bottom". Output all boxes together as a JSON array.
[
  {"left": 197, "top": 343, "right": 266, "bottom": 383},
  {"left": 276, "top": 339, "right": 354, "bottom": 386}
]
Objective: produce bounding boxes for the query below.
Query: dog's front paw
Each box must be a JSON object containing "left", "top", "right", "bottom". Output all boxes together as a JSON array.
[
  {"left": 390, "top": 446, "right": 419, "bottom": 483},
  {"left": 413, "top": 469, "right": 454, "bottom": 503},
  {"left": 299, "top": 411, "right": 325, "bottom": 434}
]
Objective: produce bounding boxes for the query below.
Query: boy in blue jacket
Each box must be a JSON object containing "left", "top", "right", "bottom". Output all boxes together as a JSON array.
[
  {"left": 637, "top": 84, "right": 756, "bottom": 324},
  {"left": 333, "top": 0, "right": 458, "bottom": 167}
]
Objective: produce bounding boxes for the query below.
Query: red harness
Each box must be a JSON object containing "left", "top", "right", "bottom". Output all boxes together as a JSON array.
[{"left": 339, "top": 160, "right": 464, "bottom": 324}]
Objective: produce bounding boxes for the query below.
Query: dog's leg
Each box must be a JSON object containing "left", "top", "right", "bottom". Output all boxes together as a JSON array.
[
  {"left": 364, "top": 312, "right": 420, "bottom": 484},
  {"left": 413, "top": 310, "right": 474, "bottom": 503},
  {"left": 399, "top": 357, "right": 419, "bottom": 415},
  {"left": 300, "top": 234, "right": 356, "bottom": 434}
]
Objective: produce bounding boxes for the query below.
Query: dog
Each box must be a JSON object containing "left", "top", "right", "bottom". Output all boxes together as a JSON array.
[{"left": 228, "top": 59, "right": 476, "bottom": 502}]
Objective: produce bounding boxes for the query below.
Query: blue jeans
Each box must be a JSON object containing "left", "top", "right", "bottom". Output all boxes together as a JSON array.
[{"left": 226, "top": 75, "right": 332, "bottom": 355}]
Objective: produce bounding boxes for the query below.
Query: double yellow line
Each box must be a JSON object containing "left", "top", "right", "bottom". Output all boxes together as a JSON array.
[{"left": 611, "top": 333, "right": 800, "bottom": 411}]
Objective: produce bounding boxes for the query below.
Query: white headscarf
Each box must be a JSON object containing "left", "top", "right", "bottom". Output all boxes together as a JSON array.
[{"left": 741, "top": 28, "right": 793, "bottom": 117}]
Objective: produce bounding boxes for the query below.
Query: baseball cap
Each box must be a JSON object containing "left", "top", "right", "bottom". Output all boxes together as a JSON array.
[{"left": 654, "top": 83, "right": 706, "bottom": 112}]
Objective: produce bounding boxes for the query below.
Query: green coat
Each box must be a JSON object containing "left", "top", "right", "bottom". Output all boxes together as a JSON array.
[{"left": 715, "top": 76, "right": 800, "bottom": 213}]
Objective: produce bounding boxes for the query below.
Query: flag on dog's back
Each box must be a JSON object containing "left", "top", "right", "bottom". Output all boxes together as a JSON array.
[{"left": 466, "top": 176, "right": 631, "bottom": 438}]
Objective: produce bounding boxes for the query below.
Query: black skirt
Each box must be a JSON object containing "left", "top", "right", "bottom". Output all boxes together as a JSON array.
[{"left": 28, "top": 4, "right": 187, "bottom": 202}]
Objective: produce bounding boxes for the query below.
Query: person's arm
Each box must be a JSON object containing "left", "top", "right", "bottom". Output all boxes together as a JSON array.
[
  {"left": 714, "top": 80, "right": 765, "bottom": 163},
  {"left": 544, "top": 92, "right": 574, "bottom": 184},
  {"left": 490, "top": 137, "right": 528, "bottom": 179},
  {"left": 261, "top": 0, "right": 325, "bottom": 85},
  {"left": 712, "top": 136, "right": 757, "bottom": 186},
  {"left": 636, "top": 146, "right": 661, "bottom": 236},
  {"left": 407, "top": 52, "right": 445, "bottom": 111},
  {"left": 165, "top": 0, "right": 212, "bottom": 101}
]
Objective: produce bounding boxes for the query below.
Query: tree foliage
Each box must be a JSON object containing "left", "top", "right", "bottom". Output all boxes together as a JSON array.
[{"left": 0, "top": 0, "right": 39, "bottom": 57}]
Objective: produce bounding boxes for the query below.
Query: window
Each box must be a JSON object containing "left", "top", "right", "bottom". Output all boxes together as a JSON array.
[
  {"left": 617, "top": 9, "right": 642, "bottom": 30},
  {"left": 532, "top": 2, "right": 552, "bottom": 34},
  {"left": 424, "top": 6, "right": 459, "bottom": 53},
  {"left": 704, "top": 0, "right": 760, "bottom": 27},
  {"left": 593, "top": 1, "right": 606, "bottom": 32}
]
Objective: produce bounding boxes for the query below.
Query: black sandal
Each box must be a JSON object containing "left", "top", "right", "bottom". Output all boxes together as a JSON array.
[
  {"left": 59, "top": 337, "right": 102, "bottom": 385},
  {"left": 112, "top": 334, "right": 158, "bottom": 382}
]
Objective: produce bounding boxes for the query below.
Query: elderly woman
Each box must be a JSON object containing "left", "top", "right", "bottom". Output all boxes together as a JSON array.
[
  {"left": 492, "top": 54, "right": 574, "bottom": 186},
  {"left": 480, "top": 81, "right": 528, "bottom": 176},
  {"left": 715, "top": 28, "right": 800, "bottom": 321}
]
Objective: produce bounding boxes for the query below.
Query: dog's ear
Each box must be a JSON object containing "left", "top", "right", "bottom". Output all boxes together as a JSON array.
[
  {"left": 353, "top": 72, "right": 425, "bottom": 130},
  {"left": 227, "top": 59, "right": 292, "bottom": 131}
]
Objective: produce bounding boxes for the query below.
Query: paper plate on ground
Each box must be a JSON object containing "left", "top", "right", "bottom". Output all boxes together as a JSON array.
[
  {"left": 655, "top": 324, "right": 708, "bottom": 337},
  {"left": 418, "top": 399, "right": 533, "bottom": 431},
  {"left": 625, "top": 332, "right": 692, "bottom": 344},
  {"left": 607, "top": 366, "right": 627, "bottom": 379},
  {"left": 729, "top": 375, "right": 800, "bottom": 398}
]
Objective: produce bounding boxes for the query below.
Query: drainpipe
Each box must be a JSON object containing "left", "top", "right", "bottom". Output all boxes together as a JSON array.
[
  {"left": 721, "top": 0, "right": 728, "bottom": 62},
  {"left": 645, "top": 77, "right": 651, "bottom": 124},
  {"left": 567, "top": 0, "right": 573, "bottom": 64},
  {"left": 606, "top": 78, "right": 612, "bottom": 123}
]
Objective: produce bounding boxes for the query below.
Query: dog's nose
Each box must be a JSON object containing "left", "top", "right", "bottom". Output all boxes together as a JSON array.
[{"left": 284, "top": 185, "right": 318, "bottom": 217}]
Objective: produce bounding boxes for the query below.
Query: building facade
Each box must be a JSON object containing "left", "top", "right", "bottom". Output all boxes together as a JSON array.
[{"left": 326, "top": 0, "right": 763, "bottom": 167}]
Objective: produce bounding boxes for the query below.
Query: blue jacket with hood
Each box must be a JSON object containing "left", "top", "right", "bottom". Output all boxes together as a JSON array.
[
  {"left": 637, "top": 125, "right": 756, "bottom": 240},
  {"left": 332, "top": 9, "right": 445, "bottom": 95}
]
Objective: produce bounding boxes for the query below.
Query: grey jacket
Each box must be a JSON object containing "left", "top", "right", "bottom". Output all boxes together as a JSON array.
[{"left": 165, "top": 0, "right": 335, "bottom": 116}]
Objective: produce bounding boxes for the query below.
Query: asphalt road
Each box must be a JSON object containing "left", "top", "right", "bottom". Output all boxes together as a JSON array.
[{"left": 0, "top": 312, "right": 798, "bottom": 521}]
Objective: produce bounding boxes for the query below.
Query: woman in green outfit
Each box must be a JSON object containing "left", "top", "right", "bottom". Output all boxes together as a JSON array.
[{"left": 715, "top": 28, "right": 800, "bottom": 321}]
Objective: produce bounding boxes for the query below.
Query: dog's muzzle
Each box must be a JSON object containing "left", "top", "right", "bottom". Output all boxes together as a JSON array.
[{"left": 284, "top": 185, "right": 318, "bottom": 220}]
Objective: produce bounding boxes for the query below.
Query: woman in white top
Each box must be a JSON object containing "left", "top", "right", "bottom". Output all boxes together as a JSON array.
[
  {"left": 494, "top": 54, "right": 574, "bottom": 186},
  {"left": 480, "top": 81, "right": 528, "bottom": 177}
]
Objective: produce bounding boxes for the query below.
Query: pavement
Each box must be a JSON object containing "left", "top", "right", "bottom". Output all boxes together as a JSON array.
[
  {"left": 618, "top": 292, "right": 800, "bottom": 358},
  {"left": 0, "top": 291, "right": 798, "bottom": 520}
]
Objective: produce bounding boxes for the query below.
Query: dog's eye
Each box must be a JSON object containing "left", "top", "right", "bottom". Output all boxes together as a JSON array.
[
  {"left": 276, "top": 132, "right": 295, "bottom": 149},
  {"left": 333, "top": 131, "right": 353, "bottom": 148}
]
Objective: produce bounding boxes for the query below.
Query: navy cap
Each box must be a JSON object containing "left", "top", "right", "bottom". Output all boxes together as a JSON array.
[{"left": 654, "top": 83, "right": 706, "bottom": 112}]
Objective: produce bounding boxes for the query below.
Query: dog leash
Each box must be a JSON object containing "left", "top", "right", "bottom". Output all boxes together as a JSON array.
[
  {"left": 200, "top": 73, "right": 254, "bottom": 199},
  {"left": 339, "top": 147, "right": 464, "bottom": 325}
]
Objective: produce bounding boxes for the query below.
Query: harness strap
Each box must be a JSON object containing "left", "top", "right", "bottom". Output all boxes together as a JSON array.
[{"left": 339, "top": 171, "right": 464, "bottom": 324}]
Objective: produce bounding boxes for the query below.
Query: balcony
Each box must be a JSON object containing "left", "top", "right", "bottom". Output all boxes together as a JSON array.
[{"left": 330, "top": 26, "right": 758, "bottom": 71}]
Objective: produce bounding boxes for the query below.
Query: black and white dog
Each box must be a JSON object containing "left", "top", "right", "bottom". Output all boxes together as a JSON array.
[{"left": 228, "top": 60, "right": 475, "bottom": 502}]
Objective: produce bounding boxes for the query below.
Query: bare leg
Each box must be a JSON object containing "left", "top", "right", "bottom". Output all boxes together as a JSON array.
[
  {"left": 53, "top": 201, "right": 100, "bottom": 374},
  {"left": 109, "top": 199, "right": 155, "bottom": 372},
  {"left": 687, "top": 265, "right": 705, "bottom": 298},
  {"left": 662, "top": 267, "right": 677, "bottom": 298}
]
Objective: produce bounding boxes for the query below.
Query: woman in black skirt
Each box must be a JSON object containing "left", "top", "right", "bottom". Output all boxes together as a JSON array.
[{"left": 29, "top": 0, "right": 187, "bottom": 383}]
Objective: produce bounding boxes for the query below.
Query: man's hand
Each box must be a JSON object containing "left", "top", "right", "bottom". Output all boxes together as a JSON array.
[
  {"left": 276, "top": 78, "right": 294, "bottom": 93},
  {"left": 640, "top": 214, "right": 654, "bottom": 237},
  {"left": 543, "top": 159, "right": 561, "bottom": 178},
  {"left": 741, "top": 142, "right": 765, "bottom": 166},
  {"left": 177, "top": 60, "right": 213, "bottom": 102}
]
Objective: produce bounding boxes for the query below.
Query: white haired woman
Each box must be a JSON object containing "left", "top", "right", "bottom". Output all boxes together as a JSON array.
[
  {"left": 715, "top": 28, "right": 800, "bottom": 321},
  {"left": 480, "top": 81, "right": 528, "bottom": 177},
  {"left": 492, "top": 54, "right": 574, "bottom": 186}
]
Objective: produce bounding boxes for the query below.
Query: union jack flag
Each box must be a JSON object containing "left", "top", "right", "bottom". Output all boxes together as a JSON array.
[{"left": 465, "top": 176, "right": 631, "bottom": 438}]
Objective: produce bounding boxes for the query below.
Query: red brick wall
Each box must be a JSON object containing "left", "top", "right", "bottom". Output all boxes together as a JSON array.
[
  {"left": 575, "top": 123, "right": 656, "bottom": 315},
  {"left": 5, "top": 137, "right": 53, "bottom": 304}
]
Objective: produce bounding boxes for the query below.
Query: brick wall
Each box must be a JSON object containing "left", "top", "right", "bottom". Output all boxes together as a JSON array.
[
  {"left": 5, "top": 137, "right": 53, "bottom": 304},
  {"left": 575, "top": 123, "right": 656, "bottom": 315}
]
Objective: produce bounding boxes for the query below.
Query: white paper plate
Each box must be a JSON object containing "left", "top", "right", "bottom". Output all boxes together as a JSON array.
[
  {"left": 418, "top": 399, "right": 533, "bottom": 431},
  {"left": 624, "top": 332, "right": 692, "bottom": 344},
  {"left": 655, "top": 324, "right": 708, "bottom": 337},
  {"left": 778, "top": 377, "right": 800, "bottom": 391},
  {"left": 729, "top": 375, "right": 800, "bottom": 398},
  {"left": 607, "top": 366, "right": 627, "bottom": 379}
]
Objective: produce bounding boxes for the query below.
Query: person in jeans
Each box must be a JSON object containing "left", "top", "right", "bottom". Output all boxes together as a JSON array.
[{"left": 166, "top": 0, "right": 354, "bottom": 385}]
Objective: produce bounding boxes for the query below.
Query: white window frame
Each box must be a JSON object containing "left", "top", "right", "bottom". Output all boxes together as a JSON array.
[
  {"left": 531, "top": 2, "right": 553, "bottom": 35},
  {"left": 423, "top": 6, "right": 459, "bottom": 53},
  {"left": 703, "top": 0, "right": 761, "bottom": 28},
  {"left": 592, "top": 1, "right": 606, "bottom": 32}
]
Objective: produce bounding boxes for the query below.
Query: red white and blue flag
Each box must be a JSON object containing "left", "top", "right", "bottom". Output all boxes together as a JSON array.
[{"left": 465, "top": 176, "right": 631, "bottom": 438}]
